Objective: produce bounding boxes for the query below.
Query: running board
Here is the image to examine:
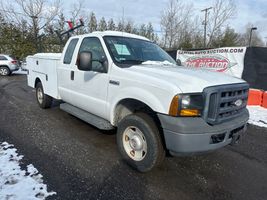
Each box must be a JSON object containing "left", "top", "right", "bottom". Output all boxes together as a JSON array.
[{"left": 60, "top": 103, "right": 114, "bottom": 130}]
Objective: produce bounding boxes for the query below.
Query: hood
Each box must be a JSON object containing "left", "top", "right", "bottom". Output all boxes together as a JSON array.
[{"left": 126, "top": 64, "right": 246, "bottom": 93}]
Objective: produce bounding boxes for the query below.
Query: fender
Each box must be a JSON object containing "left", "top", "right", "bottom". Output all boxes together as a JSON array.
[
  {"left": 34, "top": 75, "right": 47, "bottom": 90},
  {"left": 109, "top": 86, "right": 170, "bottom": 125}
]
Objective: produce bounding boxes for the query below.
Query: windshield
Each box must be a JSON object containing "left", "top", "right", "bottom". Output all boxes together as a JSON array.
[{"left": 103, "top": 36, "right": 177, "bottom": 67}]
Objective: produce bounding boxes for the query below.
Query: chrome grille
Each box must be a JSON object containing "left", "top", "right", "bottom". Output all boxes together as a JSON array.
[{"left": 203, "top": 83, "right": 249, "bottom": 125}]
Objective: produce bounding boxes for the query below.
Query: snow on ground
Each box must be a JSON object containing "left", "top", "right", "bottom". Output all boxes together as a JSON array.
[
  {"left": 0, "top": 142, "right": 56, "bottom": 200},
  {"left": 247, "top": 106, "right": 267, "bottom": 128},
  {"left": 13, "top": 68, "right": 27, "bottom": 75}
]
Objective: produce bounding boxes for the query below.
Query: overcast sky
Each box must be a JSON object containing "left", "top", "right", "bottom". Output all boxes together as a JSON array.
[{"left": 63, "top": 0, "right": 267, "bottom": 40}]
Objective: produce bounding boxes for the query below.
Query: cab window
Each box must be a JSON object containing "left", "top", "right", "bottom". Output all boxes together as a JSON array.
[
  {"left": 78, "top": 37, "right": 107, "bottom": 73},
  {"left": 63, "top": 39, "right": 78, "bottom": 64}
]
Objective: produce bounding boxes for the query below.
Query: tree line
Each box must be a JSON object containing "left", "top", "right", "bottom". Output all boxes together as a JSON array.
[
  {"left": 0, "top": 0, "right": 265, "bottom": 60},
  {"left": 160, "top": 0, "right": 264, "bottom": 50}
]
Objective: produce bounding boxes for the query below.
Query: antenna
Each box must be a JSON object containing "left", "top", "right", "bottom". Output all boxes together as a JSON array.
[{"left": 122, "top": 7, "right": 125, "bottom": 32}]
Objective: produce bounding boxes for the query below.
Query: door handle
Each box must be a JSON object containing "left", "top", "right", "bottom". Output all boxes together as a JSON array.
[{"left": 71, "top": 71, "right": 74, "bottom": 80}]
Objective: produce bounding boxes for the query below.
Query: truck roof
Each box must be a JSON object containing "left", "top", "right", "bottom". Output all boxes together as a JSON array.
[{"left": 70, "top": 31, "right": 150, "bottom": 41}]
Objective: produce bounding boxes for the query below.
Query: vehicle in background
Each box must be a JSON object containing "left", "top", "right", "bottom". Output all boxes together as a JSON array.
[
  {"left": 20, "top": 59, "right": 27, "bottom": 71},
  {"left": 0, "top": 54, "right": 20, "bottom": 76}
]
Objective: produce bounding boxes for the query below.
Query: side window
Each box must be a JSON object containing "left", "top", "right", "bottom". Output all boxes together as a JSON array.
[
  {"left": 63, "top": 39, "right": 78, "bottom": 64},
  {"left": 0, "top": 56, "right": 8, "bottom": 60},
  {"left": 79, "top": 37, "right": 107, "bottom": 72}
]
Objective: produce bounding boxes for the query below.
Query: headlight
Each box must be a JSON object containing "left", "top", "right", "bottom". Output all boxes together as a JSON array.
[{"left": 169, "top": 93, "right": 204, "bottom": 117}]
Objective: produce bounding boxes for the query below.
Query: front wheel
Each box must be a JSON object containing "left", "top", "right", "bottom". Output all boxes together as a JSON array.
[
  {"left": 117, "top": 113, "right": 165, "bottom": 172},
  {"left": 36, "top": 82, "right": 53, "bottom": 109}
]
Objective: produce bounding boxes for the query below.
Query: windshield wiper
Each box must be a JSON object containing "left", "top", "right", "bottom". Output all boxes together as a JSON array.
[
  {"left": 142, "top": 60, "right": 176, "bottom": 66},
  {"left": 120, "top": 59, "right": 145, "bottom": 64}
]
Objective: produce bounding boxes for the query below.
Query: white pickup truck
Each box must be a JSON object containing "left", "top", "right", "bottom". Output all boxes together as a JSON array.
[{"left": 27, "top": 31, "right": 249, "bottom": 172}]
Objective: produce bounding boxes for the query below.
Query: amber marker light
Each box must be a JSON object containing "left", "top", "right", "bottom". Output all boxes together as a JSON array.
[
  {"left": 180, "top": 109, "right": 200, "bottom": 116},
  {"left": 169, "top": 95, "right": 179, "bottom": 116}
]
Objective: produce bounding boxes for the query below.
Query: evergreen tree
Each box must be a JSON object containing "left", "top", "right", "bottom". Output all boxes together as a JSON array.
[
  {"left": 138, "top": 24, "right": 147, "bottom": 37},
  {"left": 0, "top": 21, "right": 35, "bottom": 59},
  {"left": 98, "top": 17, "right": 107, "bottom": 31},
  {"left": 192, "top": 34, "right": 203, "bottom": 49},
  {"left": 116, "top": 21, "right": 124, "bottom": 31},
  {"left": 220, "top": 27, "right": 240, "bottom": 47},
  {"left": 131, "top": 26, "right": 139, "bottom": 35},
  {"left": 88, "top": 12, "right": 98, "bottom": 33},
  {"left": 179, "top": 33, "right": 193, "bottom": 49},
  {"left": 145, "top": 22, "right": 155, "bottom": 41},
  {"left": 125, "top": 21, "right": 133, "bottom": 33},
  {"left": 107, "top": 18, "right": 116, "bottom": 30}
]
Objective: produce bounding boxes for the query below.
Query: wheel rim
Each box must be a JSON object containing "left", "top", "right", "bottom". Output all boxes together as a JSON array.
[
  {"left": 0, "top": 68, "right": 8, "bottom": 75},
  {"left": 37, "top": 87, "right": 44, "bottom": 104},
  {"left": 122, "top": 126, "right": 147, "bottom": 161}
]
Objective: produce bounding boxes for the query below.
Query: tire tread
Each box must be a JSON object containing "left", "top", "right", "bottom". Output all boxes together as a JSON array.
[
  {"left": 117, "top": 112, "right": 165, "bottom": 172},
  {"left": 36, "top": 82, "right": 53, "bottom": 109}
]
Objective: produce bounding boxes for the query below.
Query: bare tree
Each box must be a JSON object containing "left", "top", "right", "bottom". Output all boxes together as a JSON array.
[
  {"left": 70, "top": 0, "right": 84, "bottom": 20},
  {"left": 69, "top": 1, "right": 86, "bottom": 35},
  {"left": 190, "top": 16, "right": 204, "bottom": 48},
  {"left": 1, "top": 0, "right": 61, "bottom": 51},
  {"left": 237, "top": 23, "right": 264, "bottom": 47},
  {"left": 206, "top": 0, "right": 236, "bottom": 47},
  {"left": 160, "top": 0, "right": 193, "bottom": 49}
]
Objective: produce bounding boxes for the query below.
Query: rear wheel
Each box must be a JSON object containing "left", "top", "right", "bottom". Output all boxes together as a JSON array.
[
  {"left": 117, "top": 113, "right": 165, "bottom": 172},
  {"left": 0, "top": 66, "right": 10, "bottom": 76},
  {"left": 36, "top": 82, "right": 53, "bottom": 109}
]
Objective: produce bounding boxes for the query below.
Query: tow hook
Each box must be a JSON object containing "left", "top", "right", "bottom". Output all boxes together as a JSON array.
[
  {"left": 230, "top": 133, "right": 241, "bottom": 145},
  {"left": 230, "top": 124, "right": 247, "bottom": 145}
]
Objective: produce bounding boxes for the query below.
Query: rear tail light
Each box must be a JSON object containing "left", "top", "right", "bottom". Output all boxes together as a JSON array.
[{"left": 11, "top": 60, "right": 17, "bottom": 64}]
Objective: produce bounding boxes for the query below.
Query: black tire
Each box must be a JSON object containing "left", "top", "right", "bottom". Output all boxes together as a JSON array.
[
  {"left": 36, "top": 82, "right": 53, "bottom": 109},
  {"left": 0, "top": 66, "right": 11, "bottom": 76},
  {"left": 117, "top": 113, "right": 165, "bottom": 172}
]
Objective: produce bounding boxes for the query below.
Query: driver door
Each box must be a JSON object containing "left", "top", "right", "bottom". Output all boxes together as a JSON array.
[{"left": 70, "top": 37, "right": 109, "bottom": 119}]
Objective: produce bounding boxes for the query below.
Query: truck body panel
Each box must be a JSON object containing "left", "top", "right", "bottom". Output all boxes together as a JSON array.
[{"left": 27, "top": 53, "right": 61, "bottom": 99}]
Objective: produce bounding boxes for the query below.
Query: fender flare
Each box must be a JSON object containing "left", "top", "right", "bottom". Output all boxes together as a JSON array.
[{"left": 109, "top": 87, "right": 167, "bottom": 125}]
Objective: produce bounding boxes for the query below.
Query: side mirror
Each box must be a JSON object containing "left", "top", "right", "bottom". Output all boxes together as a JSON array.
[
  {"left": 176, "top": 59, "right": 182, "bottom": 66},
  {"left": 77, "top": 51, "right": 92, "bottom": 71}
]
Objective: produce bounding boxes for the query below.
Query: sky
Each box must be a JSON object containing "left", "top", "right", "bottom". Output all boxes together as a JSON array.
[{"left": 62, "top": 0, "right": 267, "bottom": 41}]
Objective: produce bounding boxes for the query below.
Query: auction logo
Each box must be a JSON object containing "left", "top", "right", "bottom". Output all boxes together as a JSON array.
[{"left": 183, "top": 55, "right": 237, "bottom": 72}]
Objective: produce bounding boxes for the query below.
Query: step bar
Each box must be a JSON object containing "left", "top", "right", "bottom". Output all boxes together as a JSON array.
[{"left": 60, "top": 103, "right": 114, "bottom": 130}]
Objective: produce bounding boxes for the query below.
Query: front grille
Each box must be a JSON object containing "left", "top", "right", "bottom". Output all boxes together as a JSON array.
[{"left": 203, "top": 83, "right": 249, "bottom": 125}]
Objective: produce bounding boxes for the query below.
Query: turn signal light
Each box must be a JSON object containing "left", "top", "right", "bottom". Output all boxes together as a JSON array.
[
  {"left": 169, "top": 95, "right": 179, "bottom": 116},
  {"left": 180, "top": 109, "right": 200, "bottom": 116}
]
